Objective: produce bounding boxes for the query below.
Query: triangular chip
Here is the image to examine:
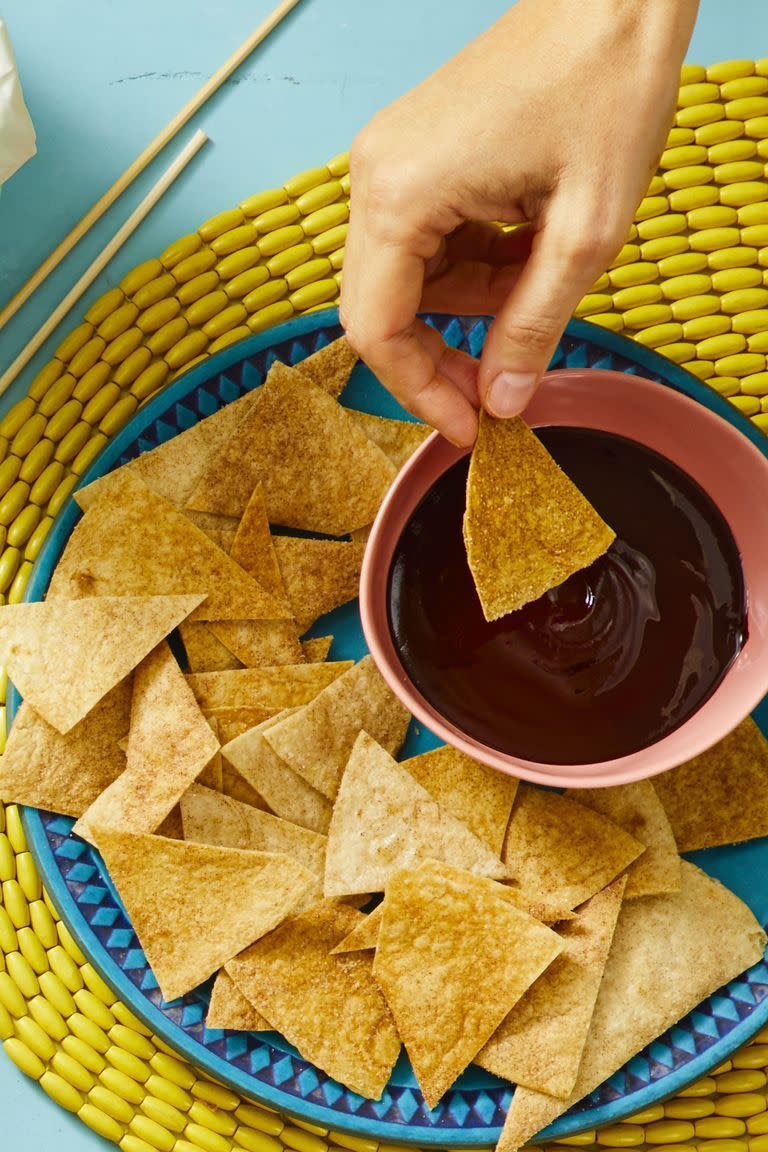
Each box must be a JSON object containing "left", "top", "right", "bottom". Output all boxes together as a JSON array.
[
  {"left": 0, "top": 593, "right": 202, "bottom": 734},
  {"left": 348, "top": 410, "right": 431, "bottom": 470},
  {"left": 197, "top": 716, "right": 224, "bottom": 791},
  {"left": 206, "top": 969, "right": 272, "bottom": 1031},
  {"left": 187, "top": 662, "right": 353, "bottom": 712},
  {"left": 186, "top": 363, "right": 396, "bottom": 531},
  {"left": 181, "top": 784, "right": 326, "bottom": 878},
  {"left": 179, "top": 621, "right": 241, "bottom": 673},
  {"left": 208, "top": 620, "right": 304, "bottom": 667},
  {"left": 273, "top": 537, "right": 365, "bottom": 631},
  {"left": 502, "top": 785, "right": 644, "bottom": 920},
  {"left": 497, "top": 863, "right": 766, "bottom": 1152},
  {"left": 464, "top": 413, "right": 615, "bottom": 620},
  {"left": 48, "top": 471, "right": 288, "bottom": 623},
  {"left": 0, "top": 680, "right": 131, "bottom": 817},
  {"left": 402, "top": 744, "right": 518, "bottom": 855},
  {"left": 566, "top": 781, "right": 680, "bottom": 898},
  {"left": 300, "top": 336, "right": 358, "bottom": 398},
  {"left": 324, "top": 732, "right": 507, "bottom": 896},
  {"left": 302, "top": 636, "right": 333, "bottom": 663},
  {"left": 373, "top": 860, "right": 562, "bottom": 1108},
  {"left": 75, "top": 643, "right": 220, "bottom": 842},
  {"left": 226, "top": 900, "right": 400, "bottom": 1099},
  {"left": 476, "top": 877, "right": 626, "bottom": 1098},
  {"left": 221, "top": 764, "right": 270, "bottom": 808},
  {"left": 653, "top": 718, "right": 768, "bottom": 851},
  {"left": 90, "top": 826, "right": 314, "bottom": 1002},
  {"left": 229, "top": 484, "right": 289, "bottom": 602},
  {"left": 223, "top": 711, "right": 333, "bottom": 834},
  {"left": 183, "top": 510, "right": 239, "bottom": 551},
  {"left": 264, "top": 656, "right": 411, "bottom": 800},
  {"left": 76, "top": 390, "right": 257, "bottom": 510}
]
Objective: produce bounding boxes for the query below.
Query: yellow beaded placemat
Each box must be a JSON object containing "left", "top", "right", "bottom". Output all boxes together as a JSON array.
[{"left": 3, "top": 55, "right": 768, "bottom": 1152}]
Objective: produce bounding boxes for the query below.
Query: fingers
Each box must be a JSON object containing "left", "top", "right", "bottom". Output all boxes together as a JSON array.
[
  {"left": 422, "top": 259, "right": 525, "bottom": 315},
  {"left": 478, "top": 202, "right": 623, "bottom": 418}
]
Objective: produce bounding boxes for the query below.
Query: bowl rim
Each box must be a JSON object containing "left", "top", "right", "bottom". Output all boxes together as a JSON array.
[{"left": 360, "top": 366, "right": 768, "bottom": 788}]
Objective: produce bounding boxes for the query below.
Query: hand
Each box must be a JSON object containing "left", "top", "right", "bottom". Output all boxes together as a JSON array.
[{"left": 340, "top": 0, "right": 698, "bottom": 446}]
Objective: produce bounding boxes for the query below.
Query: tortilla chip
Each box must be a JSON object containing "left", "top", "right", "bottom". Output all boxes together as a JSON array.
[
  {"left": 229, "top": 484, "right": 288, "bottom": 602},
  {"left": 221, "top": 765, "right": 270, "bottom": 808},
  {"left": 464, "top": 413, "right": 615, "bottom": 620},
  {"left": 331, "top": 905, "right": 382, "bottom": 954},
  {"left": 0, "top": 593, "right": 202, "bottom": 734},
  {"left": 48, "top": 472, "right": 288, "bottom": 623},
  {"left": 566, "top": 781, "right": 680, "bottom": 898},
  {"left": 273, "top": 537, "right": 365, "bottom": 631},
  {"left": 206, "top": 969, "right": 272, "bottom": 1031},
  {"left": 497, "top": 863, "right": 767, "bottom": 1152},
  {"left": 90, "top": 826, "right": 314, "bottom": 1002},
  {"left": 348, "top": 525, "right": 371, "bottom": 544},
  {"left": 502, "top": 785, "right": 644, "bottom": 921},
  {"left": 653, "top": 718, "right": 768, "bottom": 851},
  {"left": 75, "top": 643, "right": 220, "bottom": 842},
  {"left": 181, "top": 784, "right": 326, "bottom": 877},
  {"left": 76, "top": 390, "right": 257, "bottom": 511},
  {"left": 209, "top": 620, "right": 304, "bottom": 667},
  {"left": 156, "top": 808, "right": 184, "bottom": 839},
  {"left": 0, "top": 680, "right": 131, "bottom": 817},
  {"left": 187, "top": 662, "right": 353, "bottom": 712},
  {"left": 477, "top": 877, "right": 626, "bottom": 1098},
  {"left": 402, "top": 744, "right": 518, "bottom": 855},
  {"left": 182, "top": 510, "right": 239, "bottom": 552},
  {"left": 264, "top": 656, "right": 411, "bottom": 800},
  {"left": 373, "top": 860, "right": 562, "bottom": 1108},
  {"left": 324, "top": 732, "right": 507, "bottom": 897},
  {"left": 226, "top": 900, "right": 400, "bottom": 1099},
  {"left": 300, "top": 336, "right": 358, "bottom": 398},
  {"left": 179, "top": 621, "right": 241, "bottom": 673},
  {"left": 223, "top": 711, "right": 333, "bottom": 834},
  {"left": 186, "top": 363, "right": 396, "bottom": 532},
  {"left": 348, "top": 411, "right": 431, "bottom": 470},
  {"left": 302, "top": 636, "right": 333, "bottom": 663}
]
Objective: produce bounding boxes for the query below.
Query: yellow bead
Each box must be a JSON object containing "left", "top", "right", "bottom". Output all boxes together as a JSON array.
[
  {"left": 82, "top": 383, "right": 120, "bottom": 426},
  {"left": 635, "top": 323, "right": 684, "bottom": 348},
  {"left": 160, "top": 233, "right": 201, "bottom": 269},
  {"left": 286, "top": 258, "right": 332, "bottom": 290},
  {"left": 740, "top": 371, "right": 768, "bottom": 395},
  {"left": 750, "top": 1113, "right": 768, "bottom": 1134},
  {"left": 716, "top": 160, "right": 766, "bottom": 183},
  {"left": 70, "top": 1012, "right": 109, "bottom": 1053},
  {"left": 14, "top": 1015, "right": 55, "bottom": 1063},
  {"left": 664, "top": 166, "right": 714, "bottom": 191},
  {"left": 727, "top": 95, "right": 768, "bottom": 120},
  {"left": 235, "top": 1105, "right": 284, "bottom": 1136},
  {"left": 670, "top": 186, "right": 720, "bottom": 213},
  {"left": 613, "top": 284, "right": 662, "bottom": 310},
  {"left": 716, "top": 352, "right": 766, "bottom": 375},
  {"left": 246, "top": 301, "right": 295, "bottom": 334},
  {"left": 296, "top": 180, "right": 343, "bottom": 216},
  {"left": 697, "top": 120, "right": 745, "bottom": 148},
  {"left": 7, "top": 560, "right": 31, "bottom": 605},
  {"left": 84, "top": 286, "right": 125, "bottom": 327},
  {"left": 120, "top": 258, "right": 164, "bottom": 296},
  {"left": 55, "top": 421, "right": 91, "bottom": 465},
  {"left": 312, "top": 224, "right": 348, "bottom": 256},
  {"left": 7, "top": 505, "right": 39, "bottom": 554},
  {"left": 176, "top": 270, "right": 220, "bottom": 306},
  {"left": 132, "top": 272, "right": 176, "bottom": 310},
  {"left": 3, "top": 1036, "right": 44, "bottom": 1079},
  {"left": 173, "top": 248, "right": 218, "bottom": 284},
  {"left": 732, "top": 394, "right": 762, "bottom": 416},
  {"left": 718, "top": 1070, "right": 768, "bottom": 1092},
  {"left": 285, "top": 167, "right": 330, "bottom": 198},
  {"left": 185, "top": 290, "right": 227, "bottom": 326},
  {"left": 19, "top": 439, "right": 54, "bottom": 485},
  {"left": 23, "top": 515, "right": 52, "bottom": 562},
  {"left": 722, "top": 181, "right": 768, "bottom": 207},
  {"left": 679, "top": 82, "right": 720, "bottom": 108},
  {"left": 268, "top": 242, "right": 315, "bottom": 277},
  {"left": 145, "top": 1072, "right": 192, "bottom": 1110},
  {"left": 665, "top": 1099, "right": 716, "bottom": 1120},
  {"left": 662, "top": 274, "right": 713, "bottom": 300},
  {"left": 709, "top": 245, "right": 759, "bottom": 268},
  {"left": 696, "top": 1118, "right": 747, "bottom": 1138},
  {"left": 235, "top": 1129, "right": 282, "bottom": 1152},
  {"left": 55, "top": 323, "right": 94, "bottom": 364},
  {"left": 130, "top": 361, "right": 170, "bottom": 402},
  {"left": 609, "top": 262, "right": 659, "bottom": 288},
  {"left": 73, "top": 361, "right": 111, "bottom": 402},
  {"left": 690, "top": 226, "right": 741, "bottom": 251},
  {"left": 6, "top": 951, "right": 39, "bottom": 998},
  {"left": 637, "top": 213, "right": 687, "bottom": 239},
  {"left": 0, "top": 1004, "right": 13, "bottom": 1041},
  {"left": 100, "top": 395, "right": 137, "bottom": 437},
  {"left": 0, "top": 481, "right": 29, "bottom": 527},
  {"left": 206, "top": 327, "right": 250, "bottom": 354},
  {"left": 677, "top": 1075, "right": 716, "bottom": 1097},
  {"left": 640, "top": 237, "right": 687, "bottom": 261},
  {"left": 708, "top": 59, "right": 755, "bottom": 84},
  {"left": 202, "top": 304, "right": 247, "bottom": 340},
  {"left": 0, "top": 456, "right": 20, "bottom": 501},
  {"left": 591, "top": 272, "right": 611, "bottom": 291},
  {"left": 709, "top": 139, "right": 758, "bottom": 164},
  {"left": 0, "top": 839, "right": 14, "bottom": 885},
  {"left": 585, "top": 313, "right": 621, "bottom": 333},
  {"left": 644, "top": 1119, "right": 695, "bottom": 1143},
  {"left": 240, "top": 188, "right": 288, "bottom": 218},
  {"left": 749, "top": 1136, "right": 768, "bottom": 1152},
  {"left": 140, "top": 1095, "right": 186, "bottom": 1133},
  {"left": 713, "top": 266, "right": 763, "bottom": 290},
  {"left": 41, "top": 1069, "right": 84, "bottom": 1113},
  {"left": 28, "top": 359, "right": 65, "bottom": 402},
  {"left": 14, "top": 853, "right": 40, "bottom": 903},
  {"left": 289, "top": 279, "right": 337, "bottom": 310},
  {"left": 146, "top": 317, "right": 188, "bottom": 356},
  {"left": 138, "top": 297, "right": 181, "bottom": 333},
  {"left": 733, "top": 309, "right": 768, "bottom": 333},
  {"left": 46, "top": 474, "right": 79, "bottom": 518},
  {"left": 216, "top": 246, "right": 261, "bottom": 280},
  {"left": 184, "top": 1124, "right": 231, "bottom": 1152},
  {"left": 301, "top": 203, "right": 349, "bottom": 236},
  {"left": 95, "top": 303, "right": 139, "bottom": 345},
  {"left": 225, "top": 267, "right": 270, "bottom": 300},
  {"left": 722, "top": 286, "right": 768, "bottom": 312},
  {"left": 37, "top": 969, "right": 74, "bottom": 1015},
  {"left": 189, "top": 1100, "right": 237, "bottom": 1135},
  {"left": 165, "top": 330, "right": 208, "bottom": 371},
  {"left": 281, "top": 1128, "right": 328, "bottom": 1152},
  {"left": 684, "top": 358, "right": 715, "bottom": 379},
  {"left": 29, "top": 459, "right": 63, "bottom": 506},
  {"left": 688, "top": 205, "right": 739, "bottom": 229},
  {"left": 667, "top": 127, "right": 696, "bottom": 147},
  {"left": 736, "top": 1046, "right": 768, "bottom": 1070},
  {"left": 48, "top": 945, "right": 83, "bottom": 992},
  {"left": 742, "top": 226, "right": 768, "bottom": 251},
  {"left": 622, "top": 303, "right": 672, "bottom": 329},
  {"left": 710, "top": 375, "right": 741, "bottom": 396},
  {"left": 746, "top": 116, "right": 768, "bottom": 139},
  {"left": 659, "top": 255, "right": 708, "bottom": 281},
  {"left": 660, "top": 144, "right": 708, "bottom": 168},
  {"left": 257, "top": 224, "right": 304, "bottom": 257},
  {"left": 105, "top": 1042, "right": 148, "bottom": 1083},
  {"left": 108, "top": 1025, "right": 153, "bottom": 1060},
  {"left": 575, "top": 294, "right": 613, "bottom": 317},
  {"left": 199, "top": 207, "right": 245, "bottom": 242},
  {"left": 681, "top": 64, "right": 707, "bottom": 85},
  {"left": 79, "top": 1103, "right": 123, "bottom": 1144},
  {"left": 677, "top": 103, "right": 724, "bottom": 128},
  {"left": 102, "top": 327, "right": 143, "bottom": 366},
  {"left": 38, "top": 372, "right": 76, "bottom": 418},
  {"left": 71, "top": 433, "right": 108, "bottom": 478},
  {"left": 150, "top": 1051, "right": 195, "bottom": 1089},
  {"left": 243, "top": 279, "right": 289, "bottom": 312},
  {"left": 211, "top": 224, "right": 260, "bottom": 257}
]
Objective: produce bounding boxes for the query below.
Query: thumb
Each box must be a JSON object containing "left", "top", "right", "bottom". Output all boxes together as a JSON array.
[{"left": 478, "top": 209, "right": 616, "bottom": 418}]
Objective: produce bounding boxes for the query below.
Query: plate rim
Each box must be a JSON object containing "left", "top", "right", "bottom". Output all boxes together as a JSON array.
[{"left": 16, "top": 306, "right": 768, "bottom": 1145}]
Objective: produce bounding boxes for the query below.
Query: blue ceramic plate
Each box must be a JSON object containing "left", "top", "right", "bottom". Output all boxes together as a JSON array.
[{"left": 17, "top": 310, "right": 768, "bottom": 1146}]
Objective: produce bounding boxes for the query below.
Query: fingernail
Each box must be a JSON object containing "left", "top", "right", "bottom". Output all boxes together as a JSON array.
[{"left": 487, "top": 371, "right": 537, "bottom": 418}]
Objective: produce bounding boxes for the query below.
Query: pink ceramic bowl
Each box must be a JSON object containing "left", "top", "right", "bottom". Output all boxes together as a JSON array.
[{"left": 360, "top": 367, "right": 768, "bottom": 788}]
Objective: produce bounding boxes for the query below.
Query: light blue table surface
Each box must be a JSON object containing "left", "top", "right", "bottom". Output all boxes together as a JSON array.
[{"left": 1, "top": 1, "right": 767, "bottom": 1147}]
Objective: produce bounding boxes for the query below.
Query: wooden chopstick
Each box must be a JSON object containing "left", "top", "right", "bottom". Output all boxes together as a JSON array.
[
  {"left": 0, "top": 0, "right": 303, "bottom": 332},
  {"left": 0, "top": 129, "right": 208, "bottom": 399}
]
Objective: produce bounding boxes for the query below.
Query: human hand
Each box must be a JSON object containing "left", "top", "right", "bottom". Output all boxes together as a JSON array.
[{"left": 340, "top": 0, "right": 698, "bottom": 446}]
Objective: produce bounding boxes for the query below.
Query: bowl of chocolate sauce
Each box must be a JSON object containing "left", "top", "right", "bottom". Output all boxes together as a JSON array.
[{"left": 360, "top": 368, "right": 768, "bottom": 787}]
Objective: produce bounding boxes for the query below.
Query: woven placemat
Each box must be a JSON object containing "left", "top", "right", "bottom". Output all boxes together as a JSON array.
[{"left": 3, "top": 55, "right": 768, "bottom": 1152}]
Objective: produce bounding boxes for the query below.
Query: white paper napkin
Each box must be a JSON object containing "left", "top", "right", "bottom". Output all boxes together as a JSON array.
[{"left": 0, "top": 18, "right": 36, "bottom": 185}]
